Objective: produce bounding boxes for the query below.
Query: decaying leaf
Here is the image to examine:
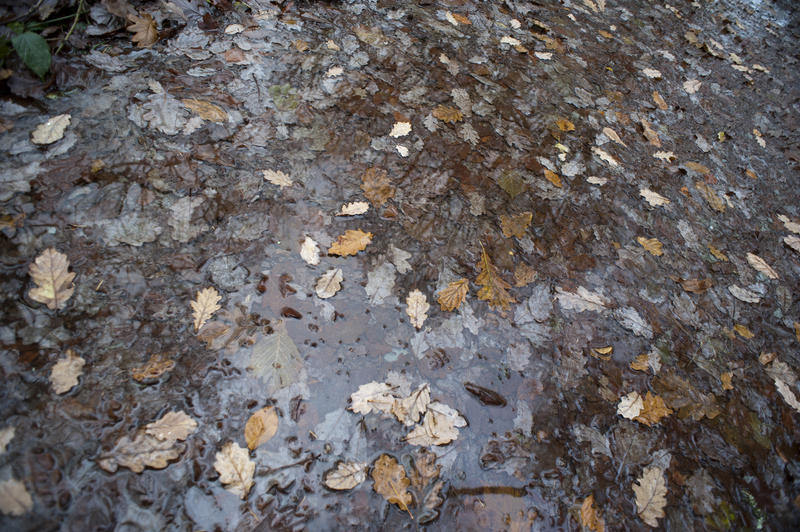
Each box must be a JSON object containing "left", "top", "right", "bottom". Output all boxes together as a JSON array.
[
  {"left": 337, "top": 202, "right": 370, "bottom": 216},
  {"left": 634, "top": 392, "right": 673, "bottom": 426},
  {"left": 637, "top": 236, "right": 663, "bottom": 256},
  {"left": 324, "top": 461, "right": 368, "bottom": 490},
  {"left": 214, "top": 442, "right": 255, "bottom": 499},
  {"left": 543, "top": 169, "right": 562, "bottom": 188},
  {"left": 0, "top": 426, "right": 14, "bottom": 455},
  {"left": 372, "top": 454, "right": 412, "bottom": 511},
  {"left": 360, "top": 167, "right": 394, "bottom": 207},
  {"left": 145, "top": 411, "right": 198, "bottom": 442},
  {"left": 300, "top": 236, "right": 321, "bottom": 265},
  {"left": 127, "top": 13, "right": 158, "bottom": 47},
  {"left": 630, "top": 352, "right": 661, "bottom": 374},
  {"left": 181, "top": 99, "right": 227, "bottom": 122},
  {"left": 708, "top": 244, "right": 728, "bottom": 261},
  {"left": 50, "top": 349, "right": 85, "bottom": 394},
  {"left": 720, "top": 372, "right": 734, "bottom": 391},
  {"left": 191, "top": 287, "right": 222, "bottom": 332},
  {"left": 581, "top": 494, "right": 606, "bottom": 532},
  {"left": 315, "top": 268, "right": 343, "bottom": 299},
  {"left": 349, "top": 381, "right": 395, "bottom": 416},
  {"left": 406, "top": 290, "right": 429, "bottom": 329},
  {"left": 652, "top": 91, "right": 668, "bottom": 110},
  {"left": 0, "top": 478, "right": 33, "bottom": 516},
  {"left": 591, "top": 147, "right": 619, "bottom": 167},
  {"left": 475, "top": 246, "right": 516, "bottom": 311},
  {"left": 602, "top": 126, "right": 627, "bottom": 147},
  {"left": 408, "top": 448, "right": 445, "bottom": 522},
  {"left": 555, "top": 286, "right": 609, "bottom": 313},
  {"left": 590, "top": 346, "right": 613, "bottom": 360},
  {"left": 328, "top": 229, "right": 373, "bottom": 256},
  {"left": 617, "top": 391, "right": 643, "bottom": 419},
  {"left": 641, "top": 119, "right": 661, "bottom": 147},
  {"left": 28, "top": 248, "right": 75, "bottom": 310},
  {"left": 432, "top": 105, "right": 463, "bottom": 123},
  {"left": 652, "top": 151, "right": 676, "bottom": 162},
  {"left": 131, "top": 352, "right": 175, "bottom": 382},
  {"left": 98, "top": 431, "right": 184, "bottom": 473},
  {"left": 746, "top": 252, "right": 778, "bottom": 279},
  {"left": 405, "top": 401, "right": 466, "bottom": 446},
  {"left": 500, "top": 211, "right": 533, "bottom": 238},
  {"left": 244, "top": 406, "right": 279, "bottom": 450},
  {"left": 673, "top": 277, "right": 712, "bottom": 294},
  {"left": 777, "top": 214, "right": 800, "bottom": 234},
  {"left": 497, "top": 172, "right": 525, "bottom": 197},
  {"left": 555, "top": 117, "right": 575, "bottom": 132},
  {"left": 514, "top": 263, "right": 538, "bottom": 286},
  {"left": 633, "top": 466, "right": 667, "bottom": 527},
  {"left": 784, "top": 235, "right": 800, "bottom": 254},
  {"left": 248, "top": 321, "right": 303, "bottom": 391},
  {"left": 733, "top": 324, "right": 754, "bottom": 339},
  {"left": 437, "top": 278, "right": 469, "bottom": 311},
  {"left": 263, "top": 169, "right": 293, "bottom": 188},
  {"left": 640, "top": 188, "right": 670, "bottom": 207},
  {"left": 694, "top": 182, "right": 726, "bottom": 212},
  {"left": 31, "top": 113, "right": 70, "bottom": 145},
  {"left": 683, "top": 79, "right": 702, "bottom": 94},
  {"left": 392, "top": 383, "right": 431, "bottom": 426}
]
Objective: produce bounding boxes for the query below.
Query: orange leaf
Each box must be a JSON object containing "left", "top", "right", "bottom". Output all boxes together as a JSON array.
[
  {"left": 543, "top": 169, "right": 562, "bottom": 188},
  {"left": 500, "top": 211, "right": 532, "bottom": 238},
  {"left": 475, "top": 245, "right": 515, "bottom": 311},
  {"left": 555, "top": 118, "right": 575, "bottom": 132},
  {"left": 580, "top": 494, "right": 606, "bottom": 532},
  {"left": 635, "top": 392, "right": 672, "bottom": 426},
  {"left": 437, "top": 278, "right": 469, "bottom": 311},
  {"left": 328, "top": 229, "right": 373, "bottom": 256}
]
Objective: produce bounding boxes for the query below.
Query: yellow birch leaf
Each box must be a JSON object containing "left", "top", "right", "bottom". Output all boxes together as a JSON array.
[
  {"left": 191, "top": 287, "right": 222, "bottom": 332},
  {"left": 328, "top": 229, "right": 373, "bottom": 256},
  {"left": 437, "top": 278, "right": 469, "bottom": 311},
  {"left": 630, "top": 354, "right": 650, "bottom": 372},
  {"left": 636, "top": 236, "right": 663, "bottom": 256}
]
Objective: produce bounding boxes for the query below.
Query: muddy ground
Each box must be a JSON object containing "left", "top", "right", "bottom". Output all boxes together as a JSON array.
[{"left": 1, "top": 0, "right": 799, "bottom": 530}]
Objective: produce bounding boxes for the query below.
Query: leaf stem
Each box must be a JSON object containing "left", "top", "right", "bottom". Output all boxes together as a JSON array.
[{"left": 55, "top": 0, "right": 84, "bottom": 57}]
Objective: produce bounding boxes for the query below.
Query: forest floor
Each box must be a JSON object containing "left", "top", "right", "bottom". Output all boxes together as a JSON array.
[{"left": 1, "top": 0, "right": 799, "bottom": 530}]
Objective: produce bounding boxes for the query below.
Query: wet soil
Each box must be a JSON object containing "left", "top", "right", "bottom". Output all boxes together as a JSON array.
[{"left": 1, "top": 0, "right": 799, "bottom": 530}]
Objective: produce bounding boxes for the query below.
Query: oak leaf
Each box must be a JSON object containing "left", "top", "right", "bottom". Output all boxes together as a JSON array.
[
  {"left": 636, "top": 236, "right": 663, "bottom": 256},
  {"left": 328, "top": 229, "right": 372, "bottom": 256},
  {"left": 29, "top": 248, "right": 75, "bottom": 310},
  {"left": 500, "top": 211, "right": 532, "bottom": 238},
  {"left": 673, "top": 277, "right": 712, "bottom": 294},
  {"left": 337, "top": 201, "right": 369, "bottom": 216},
  {"left": 581, "top": 494, "right": 606, "bottom": 532},
  {"left": 746, "top": 252, "right": 778, "bottom": 279},
  {"left": 98, "top": 431, "right": 184, "bottom": 473},
  {"left": 214, "top": 442, "right": 255, "bottom": 499},
  {"left": 300, "top": 236, "right": 320, "bottom": 265},
  {"left": 389, "top": 121, "right": 411, "bottom": 138},
  {"left": 475, "top": 246, "right": 515, "bottom": 311},
  {"left": 244, "top": 406, "right": 278, "bottom": 450},
  {"left": 633, "top": 466, "right": 667, "bottom": 527},
  {"left": 634, "top": 392, "right": 673, "bottom": 426},
  {"left": 263, "top": 169, "right": 293, "bottom": 188},
  {"left": 432, "top": 105, "right": 463, "bottom": 123},
  {"left": 324, "top": 461, "right": 368, "bottom": 490},
  {"left": 405, "top": 290, "right": 429, "bottom": 329},
  {"left": 145, "top": 411, "right": 198, "bottom": 442},
  {"left": 127, "top": 13, "right": 158, "bottom": 47},
  {"left": 392, "top": 383, "right": 431, "bottom": 426},
  {"left": 181, "top": 99, "right": 227, "bottom": 122},
  {"left": 349, "top": 381, "right": 395, "bottom": 415},
  {"left": 191, "top": 287, "right": 222, "bottom": 332},
  {"left": 436, "top": 278, "right": 469, "bottom": 311},
  {"left": 315, "top": 268, "right": 343, "bottom": 299},
  {"left": 405, "top": 401, "right": 466, "bottom": 446},
  {"left": 372, "top": 454, "right": 412, "bottom": 511},
  {"left": 50, "top": 349, "right": 85, "bottom": 394},
  {"left": 360, "top": 167, "right": 394, "bottom": 207}
]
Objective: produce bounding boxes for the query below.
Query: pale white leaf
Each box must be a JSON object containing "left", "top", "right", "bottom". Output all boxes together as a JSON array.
[
  {"left": 406, "top": 289, "right": 430, "bottom": 329},
  {"left": 337, "top": 201, "right": 369, "bottom": 216},
  {"left": 31, "top": 114, "right": 71, "bottom": 145},
  {"left": 642, "top": 68, "right": 662, "bottom": 79},
  {"left": 396, "top": 145, "right": 409, "bottom": 157},
  {"left": 389, "top": 121, "right": 411, "bottom": 138},
  {"left": 683, "top": 79, "right": 702, "bottom": 94},
  {"left": 640, "top": 188, "right": 670, "bottom": 206},
  {"left": 324, "top": 461, "right": 368, "bottom": 490},
  {"left": 263, "top": 169, "right": 293, "bottom": 187},
  {"left": 349, "top": 381, "right": 395, "bottom": 415},
  {"left": 0, "top": 478, "right": 33, "bottom": 516},
  {"left": 728, "top": 285, "right": 761, "bottom": 303},
  {"left": 746, "top": 252, "right": 778, "bottom": 279},
  {"left": 0, "top": 427, "right": 14, "bottom": 456},
  {"left": 591, "top": 147, "right": 619, "bottom": 167},
  {"left": 191, "top": 287, "right": 222, "bottom": 332},
  {"left": 784, "top": 235, "right": 800, "bottom": 254},
  {"left": 300, "top": 236, "right": 320, "bottom": 265},
  {"left": 652, "top": 151, "right": 676, "bottom": 162},
  {"left": 315, "top": 268, "right": 343, "bottom": 299},
  {"left": 392, "top": 383, "right": 431, "bottom": 426},
  {"left": 602, "top": 127, "right": 627, "bottom": 147},
  {"left": 214, "top": 442, "right": 255, "bottom": 499},
  {"left": 50, "top": 350, "right": 85, "bottom": 394},
  {"left": 145, "top": 411, "right": 198, "bottom": 442},
  {"left": 325, "top": 66, "right": 344, "bottom": 77},
  {"left": 500, "top": 36, "right": 521, "bottom": 46},
  {"left": 777, "top": 214, "right": 800, "bottom": 234},
  {"left": 617, "top": 391, "right": 643, "bottom": 419},
  {"left": 633, "top": 466, "right": 667, "bottom": 527}
]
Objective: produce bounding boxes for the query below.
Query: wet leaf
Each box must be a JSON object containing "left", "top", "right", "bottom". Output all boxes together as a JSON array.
[
  {"left": 145, "top": 411, "right": 198, "bottom": 442},
  {"left": 590, "top": 346, "right": 613, "bottom": 360},
  {"left": 543, "top": 169, "right": 562, "bottom": 188},
  {"left": 513, "top": 263, "right": 538, "bottom": 287},
  {"left": 181, "top": 99, "right": 227, "bottom": 122},
  {"left": 592, "top": 147, "right": 619, "bottom": 167},
  {"left": 214, "top": 442, "right": 255, "bottom": 499},
  {"left": 350, "top": 381, "right": 395, "bottom": 415},
  {"left": 300, "top": 236, "right": 320, "bottom": 265},
  {"left": 633, "top": 466, "right": 667, "bottom": 527},
  {"left": 784, "top": 235, "right": 800, "bottom": 254},
  {"left": 674, "top": 277, "right": 712, "bottom": 294},
  {"left": 405, "top": 290, "right": 429, "bottom": 329},
  {"left": 263, "top": 169, "right": 293, "bottom": 188},
  {"left": 637, "top": 236, "right": 663, "bottom": 256},
  {"left": 432, "top": 105, "right": 463, "bottom": 123},
  {"left": 360, "top": 167, "right": 394, "bottom": 207},
  {"left": 652, "top": 151, "right": 676, "bottom": 162},
  {"left": 405, "top": 401, "right": 466, "bottom": 446},
  {"left": 581, "top": 494, "right": 606, "bottom": 532},
  {"left": 389, "top": 121, "right": 411, "bottom": 138},
  {"left": 642, "top": 68, "right": 662, "bottom": 79},
  {"left": 131, "top": 353, "right": 175, "bottom": 382},
  {"left": 324, "top": 461, "right": 368, "bottom": 490},
  {"left": 720, "top": 372, "right": 734, "bottom": 391},
  {"left": 640, "top": 188, "right": 670, "bottom": 207},
  {"left": 127, "top": 13, "right": 159, "bottom": 47},
  {"left": 244, "top": 406, "right": 279, "bottom": 450},
  {"left": 437, "top": 278, "right": 469, "bottom": 311},
  {"left": 746, "top": 252, "right": 778, "bottom": 279},
  {"left": 31, "top": 114, "right": 69, "bottom": 145},
  {"left": 617, "top": 391, "right": 643, "bottom": 419},
  {"left": 191, "top": 287, "right": 222, "bottom": 332},
  {"left": 337, "top": 202, "right": 369, "bottom": 216},
  {"left": 652, "top": 91, "right": 668, "bottom": 110},
  {"left": 11, "top": 32, "right": 50, "bottom": 79},
  {"left": 315, "top": 268, "right": 343, "bottom": 299},
  {"left": 634, "top": 392, "right": 673, "bottom": 426},
  {"left": 248, "top": 321, "right": 303, "bottom": 391},
  {"left": 708, "top": 244, "right": 728, "bottom": 261},
  {"left": 464, "top": 382, "right": 506, "bottom": 406},
  {"left": 555, "top": 286, "right": 609, "bottom": 313},
  {"left": 555, "top": 118, "right": 575, "bottom": 132},
  {"left": 0, "top": 478, "right": 33, "bottom": 516},
  {"left": 0, "top": 427, "right": 14, "bottom": 455},
  {"left": 98, "top": 431, "right": 184, "bottom": 473},
  {"left": 372, "top": 454, "right": 412, "bottom": 511},
  {"left": 475, "top": 246, "right": 515, "bottom": 311},
  {"left": 683, "top": 79, "right": 702, "bottom": 94},
  {"left": 50, "top": 349, "right": 85, "bottom": 394},
  {"left": 497, "top": 172, "right": 525, "bottom": 197},
  {"left": 630, "top": 352, "right": 661, "bottom": 374},
  {"left": 733, "top": 324, "right": 754, "bottom": 339},
  {"left": 694, "top": 182, "right": 726, "bottom": 212},
  {"left": 392, "top": 383, "right": 431, "bottom": 426},
  {"left": 602, "top": 126, "right": 627, "bottom": 147},
  {"left": 641, "top": 119, "right": 661, "bottom": 147},
  {"left": 777, "top": 214, "right": 800, "bottom": 234},
  {"left": 328, "top": 229, "right": 372, "bottom": 256},
  {"left": 28, "top": 248, "right": 75, "bottom": 310}
]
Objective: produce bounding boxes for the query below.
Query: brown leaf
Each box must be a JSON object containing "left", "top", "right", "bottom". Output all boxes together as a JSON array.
[
  {"left": 408, "top": 448, "right": 445, "bottom": 517},
  {"left": 214, "top": 442, "right": 255, "bottom": 499},
  {"left": 475, "top": 246, "right": 515, "bottom": 311},
  {"left": 432, "top": 105, "right": 463, "bottom": 123},
  {"left": 405, "top": 290, "right": 429, "bottom": 329},
  {"left": 497, "top": 171, "right": 525, "bottom": 197},
  {"left": 636, "top": 236, "right": 663, "bottom": 256},
  {"left": 181, "top": 99, "right": 227, "bottom": 123},
  {"left": 360, "top": 167, "right": 394, "bottom": 207},
  {"left": 50, "top": 349, "right": 85, "bottom": 394},
  {"left": 328, "top": 229, "right": 373, "bottom": 256},
  {"left": 131, "top": 353, "right": 175, "bottom": 382},
  {"left": 451, "top": 12, "right": 471, "bottom": 25},
  {"left": 652, "top": 90, "right": 668, "bottom": 110},
  {"left": 555, "top": 117, "right": 575, "bottom": 131},
  {"left": 684, "top": 161, "right": 710, "bottom": 174},
  {"left": 324, "top": 461, "right": 368, "bottom": 490},
  {"left": 630, "top": 354, "right": 650, "bottom": 372},
  {"left": 634, "top": 392, "right": 673, "bottom": 426},
  {"left": 500, "top": 211, "right": 532, "bottom": 238},
  {"left": 28, "top": 248, "right": 75, "bottom": 310},
  {"left": 98, "top": 431, "right": 184, "bottom": 473},
  {"left": 633, "top": 466, "right": 667, "bottom": 527},
  {"left": 244, "top": 406, "right": 279, "bottom": 450},
  {"left": 191, "top": 287, "right": 222, "bottom": 332},
  {"left": 437, "top": 278, "right": 469, "bottom": 311},
  {"left": 694, "top": 181, "right": 726, "bottom": 212},
  {"left": 543, "top": 168, "right": 562, "bottom": 188},
  {"left": 513, "top": 263, "right": 538, "bottom": 286},
  {"left": 127, "top": 13, "right": 159, "bottom": 48},
  {"left": 746, "top": 252, "right": 778, "bottom": 279},
  {"left": 581, "top": 494, "right": 606, "bottom": 532},
  {"left": 372, "top": 454, "right": 412, "bottom": 512},
  {"left": 641, "top": 119, "right": 661, "bottom": 147},
  {"left": 673, "top": 277, "right": 712, "bottom": 294}
]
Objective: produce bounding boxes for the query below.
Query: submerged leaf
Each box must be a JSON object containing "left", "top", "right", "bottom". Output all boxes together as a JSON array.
[
  {"left": 500, "top": 212, "right": 532, "bottom": 238},
  {"left": 263, "top": 169, "right": 293, "bottom": 188},
  {"left": 328, "top": 229, "right": 372, "bottom": 256},
  {"left": 50, "top": 349, "right": 85, "bottom": 394},
  {"left": 214, "top": 442, "right": 255, "bottom": 499},
  {"left": 633, "top": 467, "right": 667, "bottom": 527},
  {"left": 475, "top": 246, "right": 515, "bottom": 311},
  {"left": 349, "top": 382, "right": 395, "bottom": 415},
  {"left": 437, "top": 278, "right": 469, "bottom": 311},
  {"left": 324, "top": 461, "right": 368, "bottom": 490},
  {"left": 581, "top": 494, "right": 606, "bottom": 532},
  {"left": 248, "top": 322, "right": 303, "bottom": 391},
  {"left": 28, "top": 248, "right": 75, "bottom": 310},
  {"left": 361, "top": 167, "right": 394, "bottom": 207},
  {"left": 127, "top": 13, "right": 159, "bottom": 47},
  {"left": 244, "top": 406, "right": 279, "bottom": 450},
  {"left": 191, "top": 287, "right": 222, "bottom": 332},
  {"left": 98, "top": 431, "right": 184, "bottom": 473},
  {"left": 145, "top": 411, "right": 198, "bottom": 442}
]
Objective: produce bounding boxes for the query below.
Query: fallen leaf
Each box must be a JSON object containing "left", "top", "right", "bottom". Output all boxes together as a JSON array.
[
  {"left": 324, "top": 461, "right": 368, "bottom": 490},
  {"left": 556, "top": 118, "right": 575, "bottom": 132},
  {"left": 98, "top": 431, "right": 184, "bottom": 473},
  {"left": 733, "top": 324, "right": 754, "bottom": 339},
  {"left": 500, "top": 211, "right": 533, "bottom": 238},
  {"left": 581, "top": 494, "right": 606, "bottom": 532},
  {"left": 720, "top": 372, "right": 733, "bottom": 391},
  {"left": 389, "top": 121, "right": 412, "bottom": 138},
  {"left": 652, "top": 151, "right": 676, "bottom": 162},
  {"left": 777, "top": 214, "right": 800, "bottom": 234},
  {"left": 590, "top": 346, "right": 613, "bottom": 360},
  {"left": 674, "top": 277, "right": 712, "bottom": 294},
  {"left": 694, "top": 182, "right": 725, "bottom": 212},
  {"left": 325, "top": 66, "right": 343, "bottom": 77},
  {"left": 746, "top": 252, "right": 778, "bottom": 279},
  {"left": 405, "top": 401, "right": 466, "bottom": 446},
  {"left": 637, "top": 236, "right": 663, "bottom": 256},
  {"left": 245, "top": 406, "right": 279, "bottom": 450},
  {"left": 708, "top": 244, "right": 728, "bottom": 261},
  {"left": 392, "top": 383, "right": 431, "bottom": 426},
  {"left": 633, "top": 466, "right": 667, "bottom": 527},
  {"left": 543, "top": 169, "right": 562, "bottom": 188},
  {"left": 0, "top": 427, "right": 14, "bottom": 455},
  {"left": 315, "top": 268, "right": 343, "bottom": 299},
  {"left": 683, "top": 79, "right": 702, "bottom": 94},
  {"left": 263, "top": 169, "right": 293, "bottom": 188},
  {"left": 28, "top": 248, "right": 75, "bottom": 310},
  {"left": 795, "top": 322, "right": 800, "bottom": 342},
  {"left": 300, "top": 236, "right": 320, "bottom": 265},
  {"left": 31, "top": 113, "right": 70, "bottom": 145},
  {"left": 328, "top": 229, "right": 373, "bottom": 256},
  {"left": 248, "top": 321, "right": 303, "bottom": 391},
  {"left": 784, "top": 235, "right": 800, "bottom": 254},
  {"left": 634, "top": 392, "right": 673, "bottom": 426},
  {"left": 475, "top": 245, "right": 515, "bottom": 311},
  {"left": 497, "top": 172, "right": 525, "bottom": 197},
  {"left": 684, "top": 161, "right": 710, "bottom": 174},
  {"left": 437, "top": 278, "right": 469, "bottom": 311},
  {"left": 617, "top": 391, "right": 643, "bottom": 419},
  {"left": 406, "top": 290, "right": 429, "bottom": 329},
  {"left": 408, "top": 448, "right": 445, "bottom": 519},
  {"left": 127, "top": 13, "right": 159, "bottom": 47},
  {"left": 514, "top": 263, "right": 538, "bottom": 286},
  {"left": 181, "top": 99, "right": 227, "bottom": 122},
  {"left": 555, "top": 286, "right": 609, "bottom": 313},
  {"left": 642, "top": 68, "right": 662, "bottom": 79},
  {"left": 145, "top": 411, "right": 198, "bottom": 442},
  {"left": 294, "top": 39, "right": 309, "bottom": 51},
  {"left": 753, "top": 129, "right": 766, "bottom": 148},
  {"left": 50, "top": 349, "right": 85, "bottom": 394},
  {"left": 592, "top": 147, "right": 619, "bottom": 167},
  {"left": 214, "top": 442, "right": 255, "bottom": 499},
  {"left": 432, "top": 105, "right": 463, "bottom": 123},
  {"left": 602, "top": 126, "right": 627, "bottom": 147},
  {"left": 131, "top": 352, "right": 175, "bottom": 382},
  {"left": 641, "top": 120, "right": 661, "bottom": 147},
  {"left": 360, "top": 167, "right": 394, "bottom": 207},
  {"left": 191, "top": 287, "right": 222, "bottom": 332},
  {"left": 652, "top": 91, "right": 668, "bottom": 110},
  {"left": 337, "top": 201, "right": 369, "bottom": 216},
  {"left": 728, "top": 285, "right": 761, "bottom": 303},
  {"left": 349, "top": 381, "right": 396, "bottom": 415},
  {"left": 0, "top": 478, "right": 33, "bottom": 516},
  {"left": 640, "top": 188, "right": 670, "bottom": 207},
  {"left": 372, "top": 454, "right": 412, "bottom": 511}
]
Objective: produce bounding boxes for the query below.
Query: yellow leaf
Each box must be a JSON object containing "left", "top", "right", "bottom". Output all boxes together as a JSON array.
[
  {"left": 590, "top": 346, "right": 613, "bottom": 360},
  {"left": 432, "top": 105, "right": 463, "bottom": 123},
  {"left": 555, "top": 117, "right": 575, "bottom": 131},
  {"left": 734, "top": 324, "right": 754, "bottom": 339},
  {"left": 263, "top": 169, "right": 293, "bottom": 188},
  {"left": 581, "top": 494, "right": 606, "bottom": 532},
  {"left": 543, "top": 169, "right": 562, "bottom": 188},
  {"left": 181, "top": 99, "right": 227, "bottom": 122},
  {"left": 500, "top": 211, "right": 532, "bottom": 238},
  {"left": 694, "top": 181, "right": 726, "bottom": 212},
  {"left": 437, "top": 278, "right": 469, "bottom": 311},
  {"left": 720, "top": 372, "right": 734, "bottom": 391},
  {"left": 371, "top": 454, "right": 412, "bottom": 512},
  {"left": 708, "top": 244, "right": 728, "bottom": 261},
  {"left": 127, "top": 13, "right": 159, "bottom": 48},
  {"left": 328, "top": 229, "right": 373, "bottom": 256},
  {"left": 191, "top": 287, "right": 222, "bottom": 332},
  {"left": 405, "top": 289, "right": 430, "bottom": 329},
  {"left": 475, "top": 245, "right": 515, "bottom": 311},
  {"left": 635, "top": 392, "right": 672, "bottom": 426},
  {"left": 28, "top": 248, "right": 76, "bottom": 310},
  {"left": 652, "top": 90, "right": 668, "bottom": 110},
  {"left": 636, "top": 236, "right": 663, "bottom": 256},
  {"left": 630, "top": 354, "right": 650, "bottom": 372},
  {"left": 244, "top": 406, "right": 279, "bottom": 450}
]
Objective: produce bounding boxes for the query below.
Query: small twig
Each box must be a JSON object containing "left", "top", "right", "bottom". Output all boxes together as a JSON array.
[{"left": 55, "top": 0, "right": 85, "bottom": 56}]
